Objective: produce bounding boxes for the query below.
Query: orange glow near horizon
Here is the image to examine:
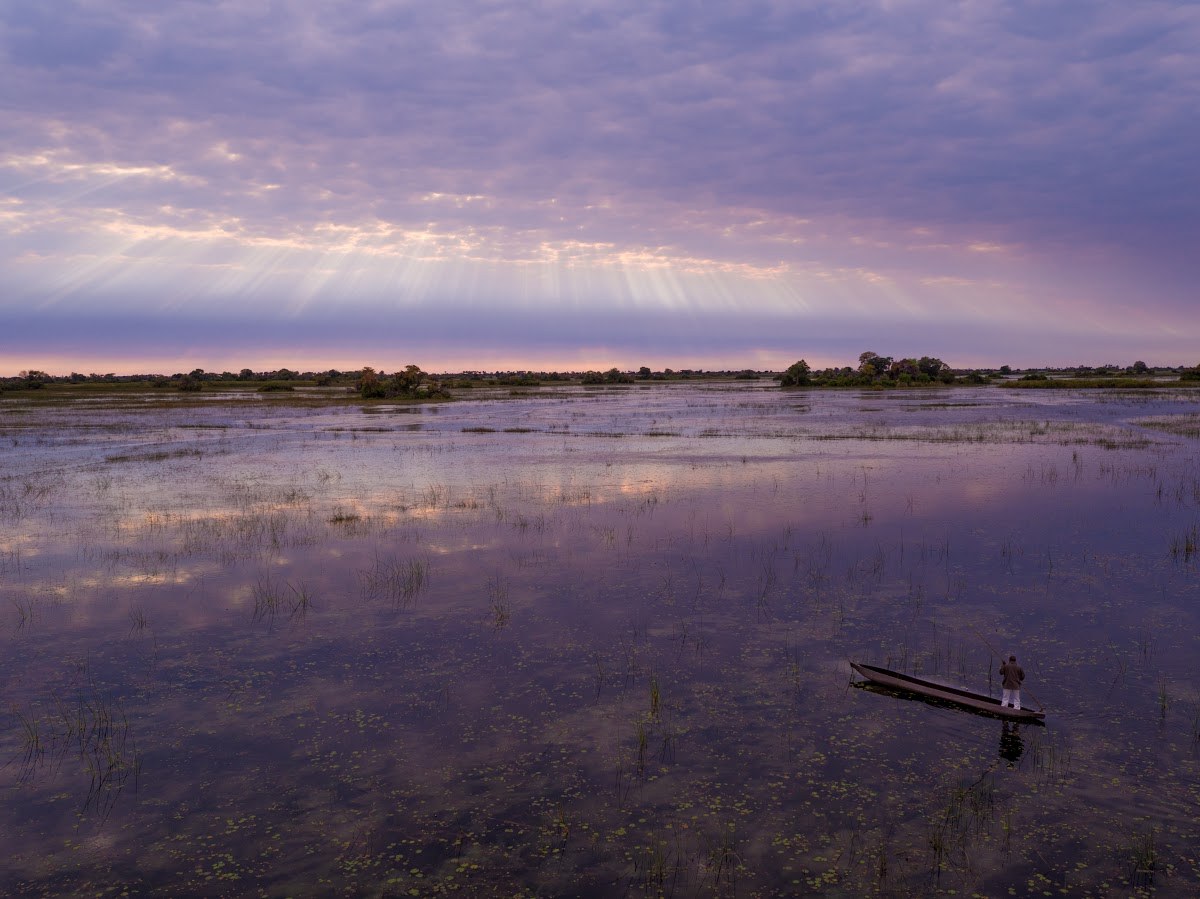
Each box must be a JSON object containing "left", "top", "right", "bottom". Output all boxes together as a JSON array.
[{"left": 0, "top": 347, "right": 842, "bottom": 379}]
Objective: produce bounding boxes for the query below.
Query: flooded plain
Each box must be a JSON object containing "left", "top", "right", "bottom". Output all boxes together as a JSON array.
[{"left": 2, "top": 381, "right": 1199, "bottom": 896}]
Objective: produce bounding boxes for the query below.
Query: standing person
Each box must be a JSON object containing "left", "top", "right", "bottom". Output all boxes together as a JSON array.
[{"left": 1000, "top": 654, "right": 1025, "bottom": 710}]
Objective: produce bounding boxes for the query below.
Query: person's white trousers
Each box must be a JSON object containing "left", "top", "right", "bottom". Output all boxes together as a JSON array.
[{"left": 1001, "top": 688, "right": 1021, "bottom": 710}]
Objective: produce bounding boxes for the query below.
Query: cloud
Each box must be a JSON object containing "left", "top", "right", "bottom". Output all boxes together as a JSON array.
[{"left": 2, "top": 1, "right": 1199, "bottom": 371}]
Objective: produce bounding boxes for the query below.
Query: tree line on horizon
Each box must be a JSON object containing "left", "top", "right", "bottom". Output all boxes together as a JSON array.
[
  {"left": 0, "top": 364, "right": 764, "bottom": 395},
  {"left": 779, "top": 353, "right": 1200, "bottom": 388},
  {"left": 4, "top": 355, "right": 1199, "bottom": 395}
]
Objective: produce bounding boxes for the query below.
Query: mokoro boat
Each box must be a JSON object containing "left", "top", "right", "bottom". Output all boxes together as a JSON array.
[{"left": 850, "top": 662, "right": 1046, "bottom": 722}]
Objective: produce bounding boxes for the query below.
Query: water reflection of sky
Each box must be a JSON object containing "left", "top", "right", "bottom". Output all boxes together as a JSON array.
[{"left": 2, "top": 384, "right": 1200, "bottom": 894}]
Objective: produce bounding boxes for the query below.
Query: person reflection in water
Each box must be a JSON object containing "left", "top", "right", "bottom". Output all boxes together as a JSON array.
[{"left": 999, "top": 720, "right": 1024, "bottom": 766}]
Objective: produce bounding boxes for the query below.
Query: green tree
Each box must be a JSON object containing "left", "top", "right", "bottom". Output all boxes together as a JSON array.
[
  {"left": 858, "top": 352, "right": 892, "bottom": 378},
  {"left": 890, "top": 358, "right": 921, "bottom": 379},
  {"left": 916, "top": 356, "right": 947, "bottom": 379},
  {"left": 387, "top": 364, "right": 425, "bottom": 394},
  {"left": 357, "top": 364, "right": 435, "bottom": 398},
  {"left": 780, "top": 359, "right": 811, "bottom": 387},
  {"left": 356, "top": 367, "right": 386, "bottom": 398}
]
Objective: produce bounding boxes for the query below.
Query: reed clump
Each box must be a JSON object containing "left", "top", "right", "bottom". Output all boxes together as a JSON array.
[
  {"left": 487, "top": 575, "right": 511, "bottom": 629},
  {"left": 1128, "top": 826, "right": 1157, "bottom": 889},
  {"left": 15, "top": 680, "right": 141, "bottom": 818},
  {"left": 1168, "top": 524, "right": 1197, "bottom": 562},
  {"left": 358, "top": 555, "right": 430, "bottom": 607},
  {"left": 251, "top": 577, "right": 314, "bottom": 622}
]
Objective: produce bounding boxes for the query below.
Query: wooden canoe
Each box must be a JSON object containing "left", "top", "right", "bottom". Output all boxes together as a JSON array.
[{"left": 850, "top": 662, "right": 1046, "bottom": 722}]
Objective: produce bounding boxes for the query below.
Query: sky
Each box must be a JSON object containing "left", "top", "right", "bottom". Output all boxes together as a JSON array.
[{"left": 3, "top": 1, "right": 1199, "bottom": 375}]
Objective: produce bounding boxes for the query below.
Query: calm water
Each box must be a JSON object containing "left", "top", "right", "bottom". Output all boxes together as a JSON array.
[{"left": 2, "top": 382, "right": 1199, "bottom": 896}]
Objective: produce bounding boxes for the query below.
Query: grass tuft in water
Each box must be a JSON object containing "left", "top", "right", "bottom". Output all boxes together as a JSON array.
[
  {"left": 487, "top": 575, "right": 511, "bottom": 629},
  {"left": 252, "top": 577, "right": 314, "bottom": 622},
  {"left": 1128, "top": 826, "right": 1157, "bottom": 889},
  {"left": 359, "top": 554, "right": 430, "bottom": 608},
  {"left": 1168, "top": 524, "right": 1197, "bottom": 562}
]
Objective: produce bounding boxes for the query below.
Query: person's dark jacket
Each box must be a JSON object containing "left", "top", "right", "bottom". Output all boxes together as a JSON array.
[{"left": 1000, "top": 660, "right": 1025, "bottom": 690}]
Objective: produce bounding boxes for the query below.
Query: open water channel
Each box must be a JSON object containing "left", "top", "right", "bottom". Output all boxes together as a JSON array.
[{"left": 2, "top": 381, "right": 1199, "bottom": 896}]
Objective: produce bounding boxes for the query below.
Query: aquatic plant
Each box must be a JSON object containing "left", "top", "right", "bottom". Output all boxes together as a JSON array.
[
  {"left": 487, "top": 576, "right": 511, "bottom": 630},
  {"left": 927, "top": 771, "right": 998, "bottom": 880},
  {"left": 12, "top": 596, "right": 34, "bottom": 630},
  {"left": 251, "top": 576, "right": 313, "bottom": 622},
  {"left": 1128, "top": 826, "right": 1157, "bottom": 889},
  {"left": 15, "top": 705, "right": 44, "bottom": 773},
  {"left": 358, "top": 554, "right": 430, "bottom": 607},
  {"left": 1168, "top": 524, "right": 1197, "bottom": 562},
  {"left": 12, "top": 677, "right": 141, "bottom": 821},
  {"left": 700, "top": 821, "right": 743, "bottom": 892}
]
